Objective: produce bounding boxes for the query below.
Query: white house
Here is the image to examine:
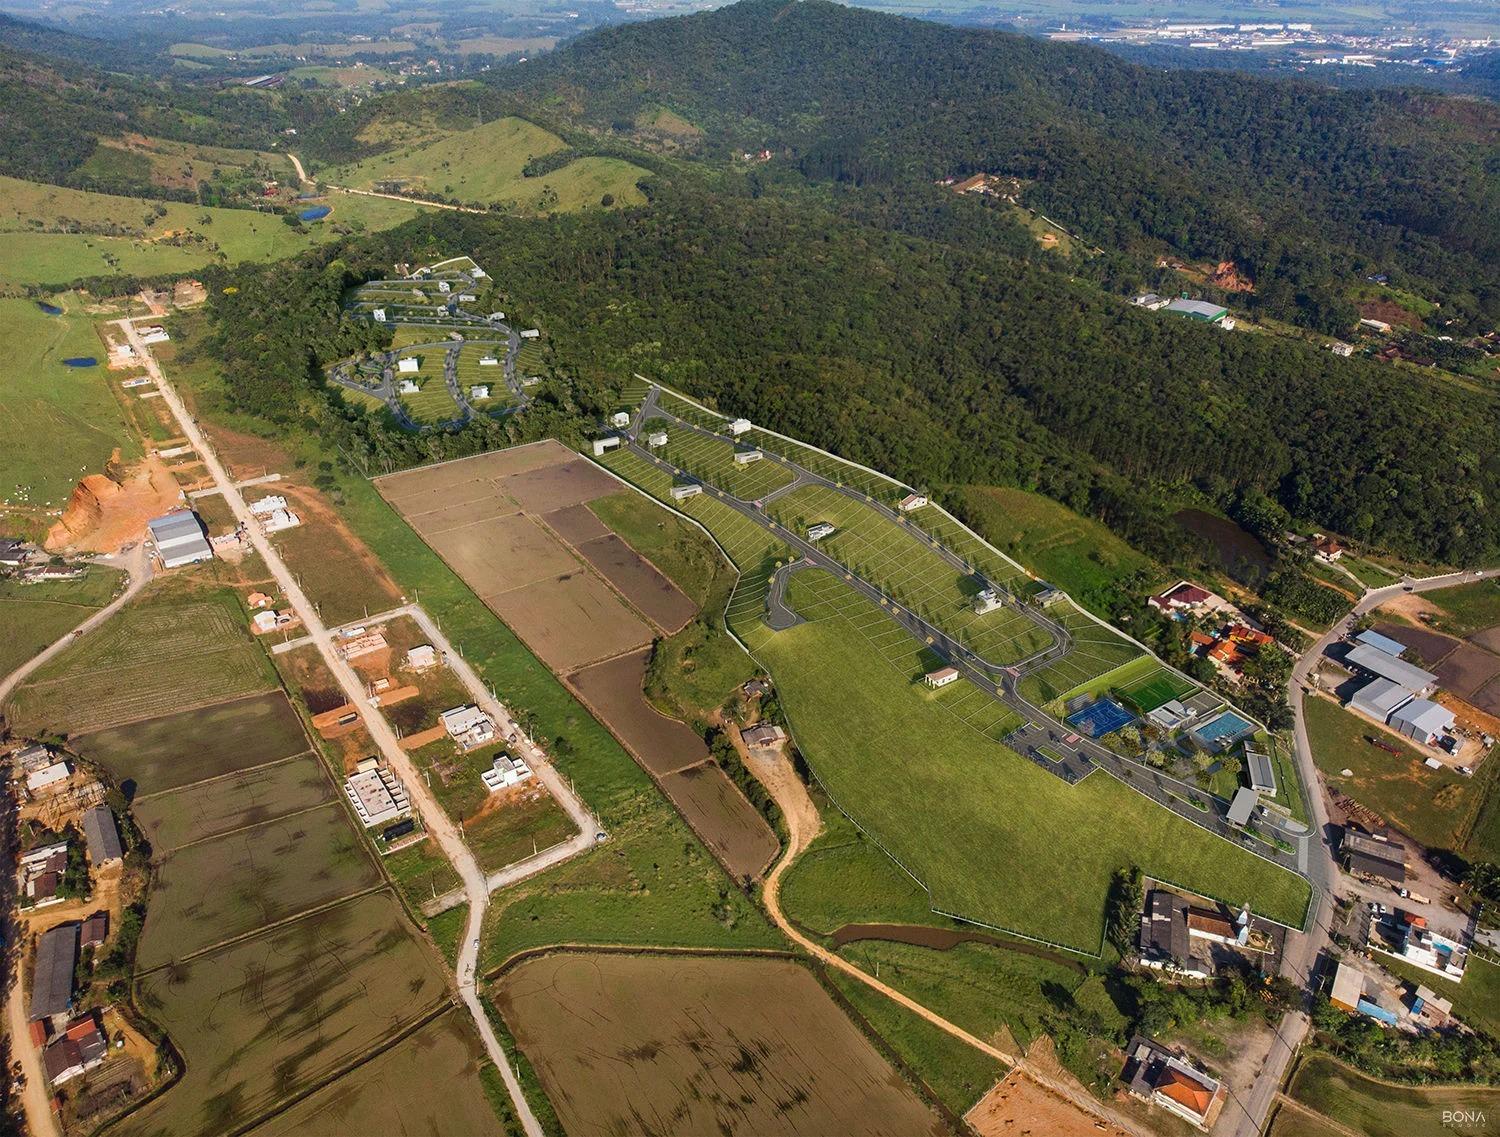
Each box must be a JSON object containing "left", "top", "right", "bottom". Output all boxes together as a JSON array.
[
  {"left": 899, "top": 493, "right": 928, "bottom": 512},
  {"left": 520, "top": 329, "right": 540, "bottom": 339},
  {"left": 344, "top": 758, "right": 410, "bottom": 828},
  {"left": 441, "top": 705, "right": 496, "bottom": 750},
  {"left": 372, "top": 308, "right": 387, "bottom": 322},
  {"left": 1329, "top": 341, "right": 1354, "bottom": 357},
  {"left": 733, "top": 449, "right": 762, "bottom": 465},
  {"left": 437, "top": 281, "right": 450, "bottom": 293},
  {"left": 406, "top": 644, "right": 438, "bottom": 670},
  {"left": 260, "top": 507, "right": 300, "bottom": 533},
  {"left": 670, "top": 483, "right": 702, "bottom": 500},
  {"left": 728, "top": 418, "right": 751, "bottom": 436},
  {"left": 26, "top": 763, "right": 71, "bottom": 793},
  {"left": 249, "top": 495, "right": 288, "bottom": 517},
  {"left": 470, "top": 385, "right": 490, "bottom": 400},
  {"left": 973, "top": 588, "right": 1002, "bottom": 615},
  {"left": 925, "top": 666, "right": 959, "bottom": 689},
  {"left": 1360, "top": 317, "right": 1393, "bottom": 334},
  {"left": 807, "top": 523, "right": 835, "bottom": 541},
  {"left": 399, "top": 379, "right": 420, "bottom": 395},
  {"left": 478, "top": 354, "right": 499, "bottom": 367},
  {"left": 397, "top": 357, "right": 420, "bottom": 374},
  {"left": 458, "top": 293, "right": 477, "bottom": 302},
  {"left": 139, "top": 326, "right": 170, "bottom": 345},
  {"left": 611, "top": 411, "right": 631, "bottom": 428},
  {"left": 481, "top": 752, "right": 533, "bottom": 792},
  {"left": 647, "top": 431, "right": 668, "bottom": 448}
]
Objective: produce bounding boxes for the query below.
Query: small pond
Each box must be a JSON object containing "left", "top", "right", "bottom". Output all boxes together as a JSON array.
[
  {"left": 36, "top": 301, "right": 63, "bottom": 315},
  {"left": 61, "top": 357, "right": 99, "bottom": 368},
  {"left": 299, "top": 205, "right": 332, "bottom": 221},
  {"left": 1173, "top": 507, "right": 1273, "bottom": 578}
]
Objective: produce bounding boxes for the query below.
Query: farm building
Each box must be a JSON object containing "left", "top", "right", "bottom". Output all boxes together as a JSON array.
[
  {"left": 1244, "top": 748, "right": 1276, "bottom": 795},
  {"left": 147, "top": 511, "right": 213, "bottom": 569},
  {"left": 26, "top": 761, "right": 71, "bottom": 794},
  {"left": 397, "top": 357, "right": 420, "bottom": 374},
  {"left": 807, "top": 523, "right": 836, "bottom": 541},
  {"left": 1314, "top": 536, "right": 1345, "bottom": 563},
  {"left": 925, "top": 666, "right": 959, "bottom": 689},
  {"left": 407, "top": 644, "right": 438, "bottom": 670},
  {"left": 80, "top": 913, "right": 107, "bottom": 950},
  {"left": 593, "top": 437, "right": 621, "bottom": 456},
  {"left": 1342, "top": 643, "right": 1437, "bottom": 694},
  {"left": 1389, "top": 698, "right": 1454, "bottom": 746},
  {"left": 30, "top": 924, "right": 77, "bottom": 1021},
  {"left": 1355, "top": 629, "right": 1407, "bottom": 657},
  {"left": 647, "top": 431, "right": 669, "bottom": 448},
  {"left": 1123, "top": 1036, "right": 1224, "bottom": 1130},
  {"left": 1164, "top": 298, "right": 1230, "bottom": 326},
  {"left": 82, "top": 805, "right": 122, "bottom": 866},
  {"left": 344, "top": 759, "right": 411, "bottom": 829},
  {"left": 441, "top": 705, "right": 496, "bottom": 750},
  {"left": 481, "top": 752, "right": 533, "bottom": 792},
  {"left": 1342, "top": 831, "right": 1406, "bottom": 883},
  {"left": 669, "top": 483, "right": 702, "bottom": 500},
  {"left": 898, "top": 493, "right": 928, "bottom": 511},
  {"left": 470, "top": 385, "right": 490, "bottom": 400},
  {"left": 728, "top": 418, "right": 752, "bottom": 436},
  {"left": 742, "top": 723, "right": 787, "bottom": 748},
  {"left": 1226, "top": 787, "right": 1258, "bottom": 827},
  {"left": 1348, "top": 677, "right": 1413, "bottom": 722}
]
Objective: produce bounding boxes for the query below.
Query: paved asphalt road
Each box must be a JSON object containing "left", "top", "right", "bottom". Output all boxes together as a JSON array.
[{"left": 118, "top": 316, "right": 547, "bottom": 1137}]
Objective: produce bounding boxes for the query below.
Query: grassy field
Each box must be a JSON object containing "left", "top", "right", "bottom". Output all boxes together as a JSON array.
[
  {"left": 0, "top": 294, "right": 139, "bottom": 512},
  {"left": 1288, "top": 1052, "right": 1500, "bottom": 1137},
  {"left": 246, "top": 1010, "right": 507, "bottom": 1136},
  {"left": 329, "top": 115, "right": 649, "bottom": 212},
  {"left": 125, "top": 892, "right": 448, "bottom": 1137},
  {"left": 132, "top": 754, "right": 331, "bottom": 851},
  {"left": 6, "top": 583, "right": 278, "bottom": 736},
  {"left": 1303, "top": 694, "right": 1486, "bottom": 855},
  {"left": 515, "top": 339, "right": 550, "bottom": 381},
  {"left": 137, "top": 800, "right": 381, "bottom": 967},
  {"left": 1424, "top": 578, "right": 1500, "bottom": 637},
  {"left": 383, "top": 837, "right": 463, "bottom": 908},
  {"left": 1018, "top": 599, "right": 1149, "bottom": 706},
  {"left": 74, "top": 135, "right": 290, "bottom": 195},
  {"left": 0, "top": 174, "right": 425, "bottom": 288},
  {"left": 1373, "top": 953, "right": 1500, "bottom": 1038},
  {"left": 393, "top": 346, "right": 462, "bottom": 425},
  {"left": 587, "top": 489, "right": 721, "bottom": 605},
  {"left": 765, "top": 483, "right": 1053, "bottom": 666},
  {"left": 0, "top": 565, "right": 121, "bottom": 677},
  {"left": 956, "top": 485, "right": 1154, "bottom": 612},
  {"left": 758, "top": 570, "right": 1309, "bottom": 951},
  {"left": 656, "top": 428, "right": 798, "bottom": 501},
  {"left": 454, "top": 342, "right": 518, "bottom": 414}
]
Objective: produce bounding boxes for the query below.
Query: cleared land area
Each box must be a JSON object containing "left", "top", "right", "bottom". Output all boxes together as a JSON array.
[
  {"left": 761, "top": 570, "right": 1309, "bottom": 950},
  {"left": 247, "top": 1010, "right": 504, "bottom": 1137},
  {"left": 1422, "top": 579, "right": 1500, "bottom": 637},
  {"left": 136, "top": 800, "right": 380, "bottom": 967},
  {"left": 495, "top": 952, "right": 946, "bottom": 1137},
  {"left": 488, "top": 570, "right": 653, "bottom": 670},
  {"left": 567, "top": 649, "right": 708, "bottom": 775},
  {"left": 568, "top": 532, "right": 697, "bottom": 631},
  {"left": 132, "top": 755, "right": 332, "bottom": 851},
  {"left": 0, "top": 174, "right": 424, "bottom": 288},
  {"left": 0, "top": 294, "right": 139, "bottom": 513},
  {"left": 5, "top": 585, "right": 277, "bottom": 734},
  {"left": 659, "top": 762, "right": 780, "bottom": 881},
  {"left": 1018, "top": 598, "right": 1148, "bottom": 706},
  {"left": 1288, "top": 1053, "right": 1500, "bottom": 1137},
  {"left": 329, "top": 115, "right": 649, "bottom": 211},
  {"left": 72, "top": 691, "right": 309, "bottom": 795},
  {"left": 766, "top": 483, "right": 1053, "bottom": 666},
  {"left": 124, "top": 892, "right": 448, "bottom": 1137},
  {"left": 0, "top": 565, "right": 120, "bottom": 676}
]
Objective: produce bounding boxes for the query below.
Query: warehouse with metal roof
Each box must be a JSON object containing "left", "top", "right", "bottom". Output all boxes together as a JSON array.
[
  {"left": 30, "top": 925, "right": 77, "bottom": 1021},
  {"left": 82, "top": 805, "right": 123, "bottom": 865},
  {"left": 147, "top": 510, "right": 213, "bottom": 569},
  {"left": 1343, "top": 643, "right": 1437, "bottom": 694},
  {"left": 1348, "top": 677, "right": 1414, "bottom": 723}
]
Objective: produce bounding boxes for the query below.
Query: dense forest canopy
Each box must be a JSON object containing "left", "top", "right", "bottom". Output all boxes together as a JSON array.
[{"left": 489, "top": 0, "right": 1500, "bottom": 332}]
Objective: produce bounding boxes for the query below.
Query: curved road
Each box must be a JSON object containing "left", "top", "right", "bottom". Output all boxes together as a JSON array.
[{"left": 116, "top": 318, "right": 546, "bottom": 1137}]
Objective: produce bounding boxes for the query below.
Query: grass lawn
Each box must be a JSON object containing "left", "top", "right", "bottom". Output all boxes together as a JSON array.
[
  {"left": 1340, "top": 556, "right": 1399, "bottom": 589},
  {"left": 0, "top": 565, "right": 121, "bottom": 678},
  {"left": 657, "top": 428, "right": 797, "bottom": 501},
  {"left": 464, "top": 789, "right": 577, "bottom": 875},
  {"left": 1289, "top": 1052, "right": 1500, "bottom": 1137},
  {"left": 1424, "top": 578, "right": 1500, "bottom": 637},
  {"left": 383, "top": 837, "right": 463, "bottom": 908},
  {"left": 1018, "top": 599, "right": 1150, "bottom": 706},
  {"left": 0, "top": 294, "right": 139, "bottom": 514},
  {"left": 1373, "top": 953, "right": 1500, "bottom": 1038},
  {"left": 956, "top": 485, "right": 1154, "bottom": 613},
  {"left": 758, "top": 570, "right": 1309, "bottom": 952},
  {"left": 0, "top": 174, "right": 425, "bottom": 288},
  {"left": 330, "top": 115, "right": 648, "bottom": 212},
  {"left": 1303, "top": 694, "right": 1483, "bottom": 854}
]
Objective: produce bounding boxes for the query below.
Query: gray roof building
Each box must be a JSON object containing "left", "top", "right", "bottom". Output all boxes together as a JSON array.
[
  {"left": 1165, "top": 298, "right": 1229, "bottom": 322},
  {"left": 147, "top": 511, "right": 213, "bottom": 569},
  {"left": 1226, "top": 786, "right": 1259, "bottom": 827},
  {"left": 1356, "top": 629, "right": 1410, "bottom": 658},
  {"left": 1390, "top": 698, "right": 1455, "bottom": 744},
  {"left": 1245, "top": 748, "right": 1276, "bottom": 795},
  {"left": 1139, "top": 890, "right": 1190, "bottom": 968},
  {"left": 30, "top": 924, "right": 77, "bottom": 1021},
  {"left": 1343, "top": 832, "right": 1406, "bottom": 882},
  {"left": 1348, "top": 677, "right": 1414, "bottom": 723},
  {"left": 82, "top": 805, "right": 123, "bottom": 865},
  {"left": 1343, "top": 643, "right": 1437, "bottom": 693}
]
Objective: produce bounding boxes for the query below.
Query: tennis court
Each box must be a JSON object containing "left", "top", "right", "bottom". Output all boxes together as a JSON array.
[
  {"left": 1118, "top": 668, "right": 1197, "bottom": 713},
  {"left": 1192, "top": 710, "right": 1256, "bottom": 751},
  {"left": 1066, "top": 698, "right": 1135, "bottom": 738}
]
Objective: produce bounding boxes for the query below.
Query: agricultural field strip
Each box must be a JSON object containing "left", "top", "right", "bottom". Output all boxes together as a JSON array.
[{"left": 128, "top": 751, "right": 315, "bottom": 806}]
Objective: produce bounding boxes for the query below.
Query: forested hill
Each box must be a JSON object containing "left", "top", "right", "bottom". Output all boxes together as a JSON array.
[{"left": 491, "top": 0, "right": 1500, "bottom": 332}]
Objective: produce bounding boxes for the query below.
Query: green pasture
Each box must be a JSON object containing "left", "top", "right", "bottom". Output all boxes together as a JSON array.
[
  {"left": 0, "top": 295, "right": 138, "bottom": 511},
  {"left": 657, "top": 428, "right": 796, "bottom": 500},
  {"left": 0, "top": 565, "right": 121, "bottom": 677},
  {"left": 1289, "top": 1052, "right": 1500, "bottom": 1137},
  {"left": 1424, "top": 578, "right": 1500, "bottom": 637},
  {"left": 757, "top": 570, "right": 1310, "bottom": 951},
  {"left": 329, "top": 115, "right": 648, "bottom": 212}
]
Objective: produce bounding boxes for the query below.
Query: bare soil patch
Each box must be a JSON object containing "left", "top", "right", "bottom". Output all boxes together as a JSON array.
[
  {"left": 495, "top": 952, "right": 946, "bottom": 1137},
  {"left": 566, "top": 648, "right": 707, "bottom": 775},
  {"left": 1466, "top": 678, "right": 1500, "bottom": 720},
  {"left": 540, "top": 502, "right": 611, "bottom": 544},
  {"left": 1377, "top": 593, "right": 1444, "bottom": 624},
  {"left": 46, "top": 456, "right": 181, "bottom": 553},
  {"left": 428, "top": 512, "right": 579, "bottom": 592},
  {"left": 1436, "top": 643, "right": 1500, "bottom": 701},
  {"left": 1373, "top": 621, "right": 1461, "bottom": 669},
  {"left": 501, "top": 456, "right": 620, "bottom": 513},
  {"left": 660, "top": 761, "right": 779, "bottom": 882},
  {"left": 404, "top": 492, "right": 517, "bottom": 535},
  {"left": 1471, "top": 625, "right": 1500, "bottom": 655},
  {"left": 375, "top": 440, "right": 571, "bottom": 506},
  {"left": 966, "top": 1070, "right": 1129, "bottom": 1137},
  {"left": 485, "top": 570, "right": 652, "bottom": 672},
  {"left": 574, "top": 533, "right": 697, "bottom": 632}
]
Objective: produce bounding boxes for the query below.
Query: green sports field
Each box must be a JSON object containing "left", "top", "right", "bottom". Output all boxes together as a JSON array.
[
  {"left": 759, "top": 569, "right": 1310, "bottom": 951},
  {"left": 0, "top": 294, "right": 139, "bottom": 513},
  {"left": 1017, "top": 598, "right": 1148, "bottom": 706},
  {"left": 328, "top": 115, "right": 649, "bottom": 212}
]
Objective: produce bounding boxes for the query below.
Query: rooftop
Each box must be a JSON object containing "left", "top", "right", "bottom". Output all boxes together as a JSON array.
[
  {"left": 1343, "top": 643, "right": 1437, "bottom": 692},
  {"left": 30, "top": 924, "right": 77, "bottom": 1021},
  {"left": 82, "top": 804, "right": 123, "bottom": 864}
]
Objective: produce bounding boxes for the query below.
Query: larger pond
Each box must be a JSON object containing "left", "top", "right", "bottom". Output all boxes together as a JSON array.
[
  {"left": 1174, "top": 507, "right": 1273, "bottom": 578},
  {"left": 61, "top": 357, "right": 98, "bottom": 368},
  {"left": 299, "top": 205, "right": 331, "bottom": 221}
]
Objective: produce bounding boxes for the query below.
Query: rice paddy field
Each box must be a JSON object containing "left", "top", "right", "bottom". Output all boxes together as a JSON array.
[
  {"left": 4, "top": 585, "right": 278, "bottom": 735},
  {"left": 0, "top": 294, "right": 138, "bottom": 515},
  {"left": 759, "top": 569, "right": 1310, "bottom": 950},
  {"left": 132, "top": 753, "right": 332, "bottom": 851},
  {"left": 0, "top": 564, "right": 121, "bottom": 677},
  {"left": 1287, "top": 1053, "right": 1500, "bottom": 1137},
  {"left": 328, "top": 115, "right": 649, "bottom": 212},
  {"left": 0, "top": 175, "right": 425, "bottom": 288}
]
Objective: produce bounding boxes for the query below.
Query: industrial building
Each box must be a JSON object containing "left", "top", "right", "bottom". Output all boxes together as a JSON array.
[
  {"left": 147, "top": 511, "right": 213, "bottom": 569},
  {"left": 1342, "top": 831, "right": 1407, "bottom": 883},
  {"left": 1389, "top": 698, "right": 1455, "bottom": 746},
  {"left": 1343, "top": 642, "right": 1437, "bottom": 694},
  {"left": 1164, "top": 298, "right": 1230, "bottom": 325},
  {"left": 1348, "top": 677, "right": 1415, "bottom": 723}
]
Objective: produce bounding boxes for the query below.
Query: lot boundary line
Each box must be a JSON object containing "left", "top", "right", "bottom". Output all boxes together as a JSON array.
[
  {"left": 128, "top": 749, "right": 312, "bottom": 803},
  {"left": 157, "top": 798, "right": 336, "bottom": 855},
  {"left": 482, "top": 941, "right": 800, "bottom": 982}
]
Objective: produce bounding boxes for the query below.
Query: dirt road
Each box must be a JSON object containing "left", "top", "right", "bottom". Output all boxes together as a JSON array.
[{"left": 116, "top": 318, "right": 545, "bottom": 1137}]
